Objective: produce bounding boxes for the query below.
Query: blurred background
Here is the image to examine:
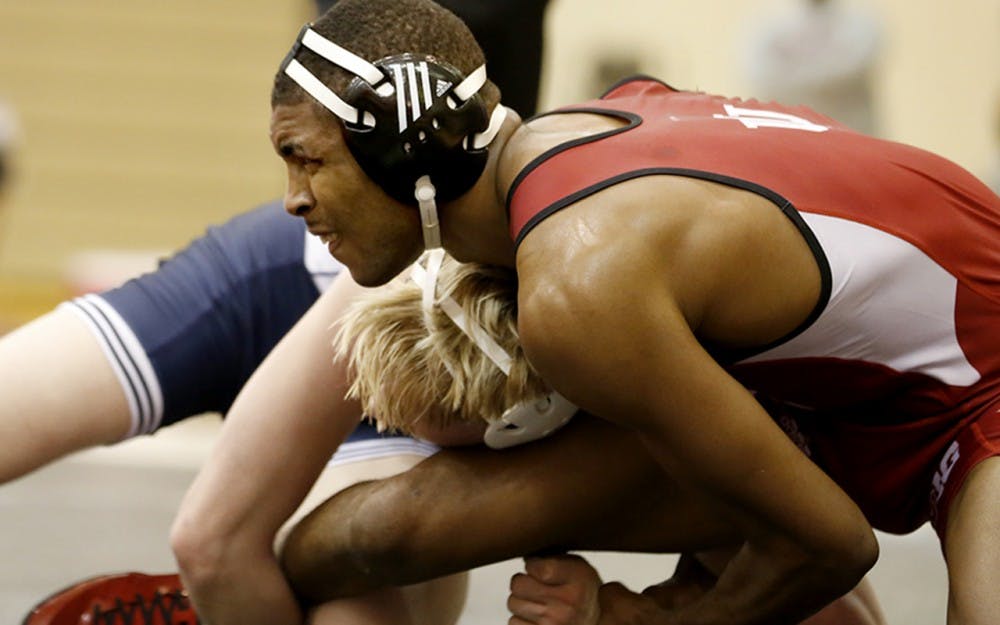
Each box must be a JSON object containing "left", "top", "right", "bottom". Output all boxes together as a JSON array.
[
  {"left": 0, "top": 0, "right": 997, "bottom": 622},
  {"left": 1, "top": 0, "right": 998, "bottom": 323}
]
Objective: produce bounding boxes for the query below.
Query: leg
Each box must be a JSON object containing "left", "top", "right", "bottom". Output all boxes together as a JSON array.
[
  {"left": 943, "top": 457, "right": 1000, "bottom": 625},
  {"left": 0, "top": 307, "right": 130, "bottom": 483}
]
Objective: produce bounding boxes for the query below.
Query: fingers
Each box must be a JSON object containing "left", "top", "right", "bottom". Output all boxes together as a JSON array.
[
  {"left": 598, "top": 582, "right": 662, "bottom": 624},
  {"left": 507, "top": 555, "right": 602, "bottom": 625},
  {"left": 508, "top": 591, "right": 577, "bottom": 625},
  {"left": 524, "top": 554, "right": 601, "bottom": 586},
  {"left": 599, "top": 581, "right": 633, "bottom": 602}
]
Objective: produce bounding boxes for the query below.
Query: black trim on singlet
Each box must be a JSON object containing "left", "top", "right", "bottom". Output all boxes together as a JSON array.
[
  {"left": 511, "top": 165, "right": 833, "bottom": 361},
  {"left": 598, "top": 74, "right": 674, "bottom": 98},
  {"left": 505, "top": 107, "right": 641, "bottom": 221}
]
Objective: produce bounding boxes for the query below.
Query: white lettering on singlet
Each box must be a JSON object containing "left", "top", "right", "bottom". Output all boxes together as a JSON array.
[
  {"left": 931, "top": 440, "right": 961, "bottom": 503},
  {"left": 713, "top": 103, "right": 830, "bottom": 133}
]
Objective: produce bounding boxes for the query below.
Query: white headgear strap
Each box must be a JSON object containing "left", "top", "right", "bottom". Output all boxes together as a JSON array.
[{"left": 284, "top": 27, "right": 398, "bottom": 128}]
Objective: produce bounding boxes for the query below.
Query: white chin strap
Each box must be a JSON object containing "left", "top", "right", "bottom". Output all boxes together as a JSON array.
[
  {"left": 410, "top": 251, "right": 577, "bottom": 449},
  {"left": 415, "top": 176, "right": 441, "bottom": 250}
]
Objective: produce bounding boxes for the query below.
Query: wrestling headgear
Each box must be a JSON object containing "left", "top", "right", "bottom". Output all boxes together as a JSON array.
[{"left": 280, "top": 26, "right": 508, "bottom": 249}]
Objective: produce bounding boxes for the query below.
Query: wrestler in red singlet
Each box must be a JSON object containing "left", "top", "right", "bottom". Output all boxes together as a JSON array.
[{"left": 509, "top": 77, "right": 1000, "bottom": 537}]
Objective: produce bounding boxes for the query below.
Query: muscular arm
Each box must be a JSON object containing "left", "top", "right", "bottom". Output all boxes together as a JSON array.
[
  {"left": 170, "top": 272, "right": 367, "bottom": 625},
  {"left": 280, "top": 415, "right": 737, "bottom": 603},
  {"left": 516, "top": 184, "right": 878, "bottom": 624}
]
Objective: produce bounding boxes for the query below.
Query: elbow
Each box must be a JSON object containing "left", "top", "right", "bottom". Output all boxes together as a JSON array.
[
  {"left": 170, "top": 511, "right": 225, "bottom": 591},
  {"left": 170, "top": 506, "right": 266, "bottom": 594},
  {"left": 832, "top": 525, "right": 879, "bottom": 591},
  {"left": 763, "top": 518, "right": 879, "bottom": 607},
  {"left": 805, "top": 523, "right": 879, "bottom": 600}
]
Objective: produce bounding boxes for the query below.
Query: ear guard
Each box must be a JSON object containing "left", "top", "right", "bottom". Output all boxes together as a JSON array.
[
  {"left": 342, "top": 53, "right": 490, "bottom": 205},
  {"left": 484, "top": 391, "right": 578, "bottom": 450},
  {"left": 281, "top": 26, "right": 507, "bottom": 208}
]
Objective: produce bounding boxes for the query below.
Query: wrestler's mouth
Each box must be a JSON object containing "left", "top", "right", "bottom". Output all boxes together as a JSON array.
[
  {"left": 308, "top": 226, "right": 341, "bottom": 253},
  {"left": 318, "top": 232, "right": 340, "bottom": 253}
]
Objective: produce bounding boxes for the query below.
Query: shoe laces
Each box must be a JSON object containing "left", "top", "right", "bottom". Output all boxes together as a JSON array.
[{"left": 89, "top": 588, "right": 197, "bottom": 625}]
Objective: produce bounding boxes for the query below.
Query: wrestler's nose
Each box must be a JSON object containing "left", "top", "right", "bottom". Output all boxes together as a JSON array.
[{"left": 284, "top": 168, "right": 314, "bottom": 217}]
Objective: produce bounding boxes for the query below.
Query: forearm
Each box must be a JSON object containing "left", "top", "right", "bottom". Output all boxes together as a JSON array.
[
  {"left": 172, "top": 458, "right": 312, "bottom": 625},
  {"left": 281, "top": 468, "right": 471, "bottom": 605},
  {"left": 643, "top": 549, "right": 884, "bottom": 625},
  {"left": 670, "top": 537, "right": 875, "bottom": 625},
  {"left": 281, "top": 417, "right": 669, "bottom": 604}
]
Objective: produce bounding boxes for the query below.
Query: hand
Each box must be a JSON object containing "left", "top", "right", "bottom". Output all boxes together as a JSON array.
[
  {"left": 639, "top": 552, "right": 716, "bottom": 611},
  {"left": 596, "top": 582, "right": 665, "bottom": 625},
  {"left": 507, "top": 555, "right": 602, "bottom": 625},
  {"left": 508, "top": 555, "right": 666, "bottom": 625}
]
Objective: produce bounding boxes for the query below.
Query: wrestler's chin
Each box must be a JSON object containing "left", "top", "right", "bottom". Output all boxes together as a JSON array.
[
  {"left": 338, "top": 242, "right": 422, "bottom": 287},
  {"left": 343, "top": 259, "right": 404, "bottom": 288}
]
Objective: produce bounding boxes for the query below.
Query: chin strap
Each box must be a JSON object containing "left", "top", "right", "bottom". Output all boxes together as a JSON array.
[
  {"left": 415, "top": 175, "right": 441, "bottom": 250},
  {"left": 410, "top": 251, "right": 576, "bottom": 449},
  {"left": 412, "top": 105, "right": 508, "bottom": 252}
]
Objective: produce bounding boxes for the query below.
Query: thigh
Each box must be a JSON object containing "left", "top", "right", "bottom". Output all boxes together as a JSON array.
[{"left": 943, "top": 456, "right": 1000, "bottom": 625}]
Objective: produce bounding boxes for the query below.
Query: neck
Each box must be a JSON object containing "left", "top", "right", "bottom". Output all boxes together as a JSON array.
[
  {"left": 438, "top": 108, "right": 522, "bottom": 268},
  {"left": 440, "top": 188, "right": 516, "bottom": 267}
]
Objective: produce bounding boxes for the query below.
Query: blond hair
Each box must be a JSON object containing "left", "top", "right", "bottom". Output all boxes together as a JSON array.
[{"left": 334, "top": 256, "right": 549, "bottom": 434}]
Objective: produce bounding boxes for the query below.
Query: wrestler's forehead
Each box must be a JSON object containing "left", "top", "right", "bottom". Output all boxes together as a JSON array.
[{"left": 269, "top": 102, "right": 339, "bottom": 152}]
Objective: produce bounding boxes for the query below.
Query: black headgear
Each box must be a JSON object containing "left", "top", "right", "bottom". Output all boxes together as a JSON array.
[{"left": 280, "top": 26, "right": 506, "bottom": 208}]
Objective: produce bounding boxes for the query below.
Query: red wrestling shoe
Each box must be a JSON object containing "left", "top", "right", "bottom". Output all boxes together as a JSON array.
[{"left": 22, "top": 572, "right": 198, "bottom": 625}]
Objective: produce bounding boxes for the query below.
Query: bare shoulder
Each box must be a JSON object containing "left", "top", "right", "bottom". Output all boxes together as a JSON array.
[
  {"left": 514, "top": 174, "right": 822, "bottom": 353},
  {"left": 497, "top": 111, "right": 630, "bottom": 193}
]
